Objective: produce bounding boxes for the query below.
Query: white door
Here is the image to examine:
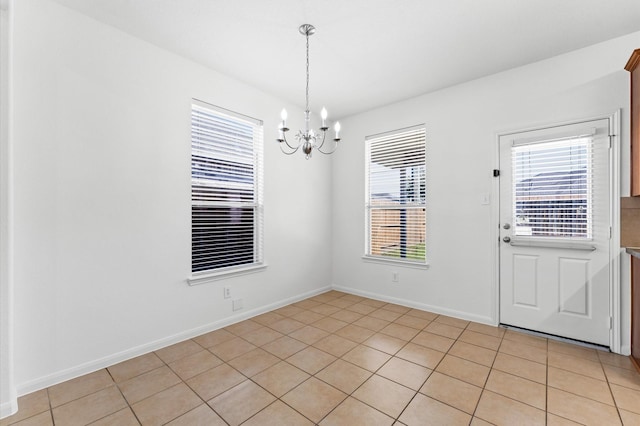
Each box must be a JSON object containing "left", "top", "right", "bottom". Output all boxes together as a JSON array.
[{"left": 499, "top": 118, "right": 612, "bottom": 346}]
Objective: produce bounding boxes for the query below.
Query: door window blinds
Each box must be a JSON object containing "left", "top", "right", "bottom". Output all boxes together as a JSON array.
[
  {"left": 365, "top": 126, "right": 426, "bottom": 262},
  {"left": 191, "top": 101, "right": 263, "bottom": 273},
  {"left": 512, "top": 137, "right": 592, "bottom": 239}
]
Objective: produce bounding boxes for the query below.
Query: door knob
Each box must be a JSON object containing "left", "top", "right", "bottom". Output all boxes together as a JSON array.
[{"left": 503, "top": 236, "right": 511, "bottom": 243}]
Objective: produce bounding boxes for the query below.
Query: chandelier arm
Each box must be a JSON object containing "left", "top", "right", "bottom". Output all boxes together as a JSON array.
[
  {"left": 278, "top": 134, "right": 301, "bottom": 155},
  {"left": 279, "top": 143, "right": 301, "bottom": 155},
  {"left": 280, "top": 132, "right": 300, "bottom": 151},
  {"left": 315, "top": 128, "right": 327, "bottom": 151},
  {"left": 316, "top": 140, "right": 339, "bottom": 155}
]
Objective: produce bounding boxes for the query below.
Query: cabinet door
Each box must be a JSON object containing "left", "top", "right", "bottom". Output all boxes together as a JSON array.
[
  {"left": 632, "top": 67, "right": 640, "bottom": 196},
  {"left": 625, "top": 50, "right": 640, "bottom": 196},
  {"left": 633, "top": 256, "right": 640, "bottom": 366}
]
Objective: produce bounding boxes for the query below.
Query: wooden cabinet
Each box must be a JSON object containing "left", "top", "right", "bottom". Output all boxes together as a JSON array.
[
  {"left": 626, "top": 51, "right": 640, "bottom": 372},
  {"left": 625, "top": 49, "right": 640, "bottom": 196},
  {"left": 632, "top": 254, "right": 640, "bottom": 370}
]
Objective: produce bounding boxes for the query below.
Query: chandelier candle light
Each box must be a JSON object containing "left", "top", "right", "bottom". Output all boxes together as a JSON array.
[{"left": 277, "top": 24, "right": 341, "bottom": 159}]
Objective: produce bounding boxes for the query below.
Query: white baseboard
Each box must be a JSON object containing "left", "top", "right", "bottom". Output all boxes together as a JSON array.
[
  {"left": 619, "top": 345, "right": 631, "bottom": 356},
  {"left": 331, "top": 284, "right": 495, "bottom": 326},
  {"left": 15, "top": 285, "right": 332, "bottom": 397},
  {"left": 0, "top": 399, "right": 17, "bottom": 420}
]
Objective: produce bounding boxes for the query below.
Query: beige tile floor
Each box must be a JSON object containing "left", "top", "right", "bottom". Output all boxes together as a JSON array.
[{"left": 2, "top": 290, "right": 640, "bottom": 425}]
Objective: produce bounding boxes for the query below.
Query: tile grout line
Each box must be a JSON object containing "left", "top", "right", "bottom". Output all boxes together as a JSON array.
[
  {"left": 393, "top": 317, "right": 465, "bottom": 424},
  {"left": 466, "top": 323, "right": 506, "bottom": 424},
  {"left": 171, "top": 362, "right": 229, "bottom": 426},
  {"left": 544, "top": 336, "right": 549, "bottom": 420},
  {"left": 46, "top": 387, "right": 54, "bottom": 426},
  {"left": 313, "top": 313, "right": 436, "bottom": 424},
  {"left": 601, "top": 358, "right": 627, "bottom": 425},
  {"left": 226, "top": 297, "right": 373, "bottom": 425},
  {"left": 268, "top": 303, "right": 424, "bottom": 424}
]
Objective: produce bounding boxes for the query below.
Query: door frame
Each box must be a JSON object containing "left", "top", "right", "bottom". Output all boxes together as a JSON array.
[
  {"left": 0, "top": 0, "right": 15, "bottom": 418},
  {"left": 492, "top": 111, "right": 621, "bottom": 352}
]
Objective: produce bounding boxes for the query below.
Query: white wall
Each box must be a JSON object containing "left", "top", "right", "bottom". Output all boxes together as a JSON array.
[
  {"left": 8, "top": 0, "right": 332, "bottom": 400},
  {"left": 332, "top": 32, "right": 640, "bottom": 350}
]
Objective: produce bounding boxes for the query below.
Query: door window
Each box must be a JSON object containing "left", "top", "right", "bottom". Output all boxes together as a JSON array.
[{"left": 512, "top": 137, "right": 592, "bottom": 239}]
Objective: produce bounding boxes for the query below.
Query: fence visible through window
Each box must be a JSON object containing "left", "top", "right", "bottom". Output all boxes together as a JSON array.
[{"left": 366, "top": 126, "right": 426, "bottom": 262}]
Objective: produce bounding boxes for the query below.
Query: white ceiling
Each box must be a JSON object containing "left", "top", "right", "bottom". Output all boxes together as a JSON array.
[{"left": 51, "top": 0, "right": 640, "bottom": 119}]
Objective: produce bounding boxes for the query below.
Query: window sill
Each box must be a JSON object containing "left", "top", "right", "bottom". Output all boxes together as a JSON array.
[
  {"left": 187, "top": 263, "right": 268, "bottom": 286},
  {"left": 361, "top": 255, "right": 430, "bottom": 269}
]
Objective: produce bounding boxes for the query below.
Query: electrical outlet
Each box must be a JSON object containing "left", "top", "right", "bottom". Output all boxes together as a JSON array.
[
  {"left": 232, "top": 299, "right": 243, "bottom": 311},
  {"left": 392, "top": 272, "right": 399, "bottom": 282},
  {"left": 223, "top": 287, "right": 231, "bottom": 299}
]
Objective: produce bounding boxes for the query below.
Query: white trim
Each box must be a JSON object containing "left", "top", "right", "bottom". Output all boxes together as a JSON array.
[
  {"left": 620, "top": 345, "right": 631, "bottom": 356},
  {"left": 491, "top": 131, "right": 501, "bottom": 327},
  {"left": 0, "top": 1, "right": 15, "bottom": 419},
  {"left": 332, "top": 284, "right": 495, "bottom": 326},
  {"left": 187, "top": 263, "right": 267, "bottom": 285},
  {"left": 361, "top": 255, "right": 429, "bottom": 269},
  {"left": 15, "top": 285, "right": 331, "bottom": 397},
  {"left": 511, "top": 126, "right": 596, "bottom": 147},
  {"left": 192, "top": 98, "right": 263, "bottom": 126},
  {"left": 609, "top": 110, "right": 622, "bottom": 354},
  {"left": 493, "top": 111, "right": 623, "bottom": 353},
  {"left": 364, "top": 123, "right": 426, "bottom": 141}
]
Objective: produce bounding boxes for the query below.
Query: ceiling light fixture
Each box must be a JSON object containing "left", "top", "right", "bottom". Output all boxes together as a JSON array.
[{"left": 277, "top": 24, "right": 341, "bottom": 159}]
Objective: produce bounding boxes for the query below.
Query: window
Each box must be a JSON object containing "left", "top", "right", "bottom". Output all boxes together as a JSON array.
[
  {"left": 190, "top": 100, "right": 264, "bottom": 277},
  {"left": 512, "top": 136, "right": 592, "bottom": 239},
  {"left": 365, "top": 126, "right": 426, "bottom": 263}
]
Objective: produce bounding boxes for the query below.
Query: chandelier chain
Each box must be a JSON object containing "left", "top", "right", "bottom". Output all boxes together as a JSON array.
[{"left": 305, "top": 31, "right": 310, "bottom": 113}]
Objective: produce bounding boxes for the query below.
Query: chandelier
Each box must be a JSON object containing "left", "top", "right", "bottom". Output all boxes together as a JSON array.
[{"left": 277, "top": 24, "right": 341, "bottom": 159}]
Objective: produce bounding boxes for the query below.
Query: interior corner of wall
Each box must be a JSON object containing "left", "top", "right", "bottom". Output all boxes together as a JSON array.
[{"left": 0, "top": 395, "right": 18, "bottom": 420}]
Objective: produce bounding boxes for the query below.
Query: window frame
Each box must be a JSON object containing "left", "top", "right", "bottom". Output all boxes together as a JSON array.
[
  {"left": 188, "top": 99, "right": 265, "bottom": 285},
  {"left": 363, "top": 125, "right": 428, "bottom": 268}
]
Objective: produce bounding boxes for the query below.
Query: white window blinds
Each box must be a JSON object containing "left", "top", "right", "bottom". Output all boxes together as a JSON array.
[
  {"left": 512, "top": 137, "right": 592, "bottom": 239},
  {"left": 365, "top": 126, "right": 426, "bottom": 262},
  {"left": 191, "top": 100, "right": 264, "bottom": 274}
]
